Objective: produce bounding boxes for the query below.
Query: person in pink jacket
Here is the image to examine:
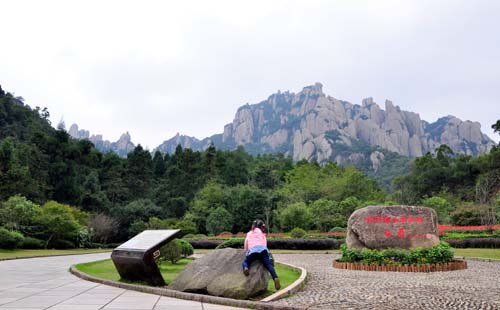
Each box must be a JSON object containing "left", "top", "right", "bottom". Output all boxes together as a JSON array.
[{"left": 242, "top": 219, "right": 280, "bottom": 290}]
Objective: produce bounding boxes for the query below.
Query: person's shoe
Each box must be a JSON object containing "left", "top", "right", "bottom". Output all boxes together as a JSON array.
[
  {"left": 274, "top": 278, "right": 281, "bottom": 290},
  {"left": 243, "top": 268, "right": 249, "bottom": 276}
]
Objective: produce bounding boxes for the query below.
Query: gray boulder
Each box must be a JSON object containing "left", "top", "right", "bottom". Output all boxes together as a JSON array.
[
  {"left": 346, "top": 205, "right": 440, "bottom": 250},
  {"left": 168, "top": 248, "right": 270, "bottom": 299}
]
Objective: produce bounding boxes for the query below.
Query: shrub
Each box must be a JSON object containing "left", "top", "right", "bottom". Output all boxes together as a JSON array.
[
  {"left": 188, "top": 240, "right": 223, "bottom": 249},
  {"left": 450, "top": 205, "right": 482, "bottom": 225},
  {"left": 0, "top": 228, "right": 25, "bottom": 249},
  {"left": 338, "top": 242, "right": 454, "bottom": 265},
  {"left": 290, "top": 228, "right": 307, "bottom": 238},
  {"left": 182, "top": 234, "right": 196, "bottom": 239},
  {"left": 177, "top": 239, "right": 194, "bottom": 257},
  {"left": 21, "top": 237, "right": 45, "bottom": 249},
  {"left": 267, "top": 238, "right": 343, "bottom": 250},
  {"left": 216, "top": 238, "right": 245, "bottom": 249},
  {"left": 160, "top": 239, "right": 182, "bottom": 264},
  {"left": 329, "top": 227, "right": 346, "bottom": 233}
]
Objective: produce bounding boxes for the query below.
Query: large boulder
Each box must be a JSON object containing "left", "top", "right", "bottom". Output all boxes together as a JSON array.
[
  {"left": 168, "top": 248, "right": 270, "bottom": 299},
  {"left": 346, "top": 205, "right": 440, "bottom": 250}
]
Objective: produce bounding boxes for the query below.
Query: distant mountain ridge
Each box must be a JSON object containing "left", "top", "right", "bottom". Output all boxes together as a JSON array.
[
  {"left": 68, "top": 124, "right": 135, "bottom": 157},
  {"left": 69, "top": 83, "right": 494, "bottom": 169},
  {"left": 155, "top": 83, "right": 494, "bottom": 158}
]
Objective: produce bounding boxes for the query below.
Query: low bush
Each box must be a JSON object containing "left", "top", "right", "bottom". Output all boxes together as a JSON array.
[
  {"left": 216, "top": 238, "right": 245, "bottom": 249},
  {"left": 0, "top": 228, "right": 25, "bottom": 249},
  {"left": 268, "top": 238, "right": 343, "bottom": 250},
  {"left": 338, "top": 242, "right": 455, "bottom": 265},
  {"left": 190, "top": 238, "right": 345, "bottom": 250},
  {"left": 182, "top": 234, "right": 196, "bottom": 239},
  {"left": 329, "top": 227, "right": 346, "bottom": 233},
  {"left": 21, "top": 237, "right": 45, "bottom": 249},
  {"left": 188, "top": 240, "right": 223, "bottom": 249},
  {"left": 290, "top": 228, "right": 307, "bottom": 238},
  {"left": 160, "top": 240, "right": 182, "bottom": 264},
  {"left": 441, "top": 232, "right": 493, "bottom": 240},
  {"left": 177, "top": 239, "right": 194, "bottom": 257},
  {"left": 446, "top": 238, "right": 500, "bottom": 248}
]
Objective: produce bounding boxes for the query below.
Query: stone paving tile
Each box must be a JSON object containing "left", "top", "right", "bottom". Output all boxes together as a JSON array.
[
  {"left": 0, "top": 296, "right": 63, "bottom": 308},
  {"left": 271, "top": 253, "right": 500, "bottom": 310},
  {"left": 155, "top": 296, "right": 202, "bottom": 308},
  {"left": 202, "top": 303, "right": 248, "bottom": 310},
  {"left": 48, "top": 305, "right": 102, "bottom": 310},
  {"left": 103, "top": 294, "right": 160, "bottom": 310}
]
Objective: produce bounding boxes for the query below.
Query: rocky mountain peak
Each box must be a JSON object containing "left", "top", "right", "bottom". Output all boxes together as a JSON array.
[
  {"left": 68, "top": 124, "right": 135, "bottom": 157},
  {"left": 155, "top": 83, "right": 494, "bottom": 166}
]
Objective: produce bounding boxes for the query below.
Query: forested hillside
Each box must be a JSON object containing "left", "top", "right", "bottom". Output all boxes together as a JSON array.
[{"left": 0, "top": 85, "right": 498, "bottom": 249}]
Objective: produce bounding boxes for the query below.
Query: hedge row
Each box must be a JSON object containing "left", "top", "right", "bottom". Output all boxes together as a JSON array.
[
  {"left": 189, "top": 237, "right": 500, "bottom": 250},
  {"left": 189, "top": 238, "right": 344, "bottom": 250},
  {"left": 446, "top": 238, "right": 500, "bottom": 248}
]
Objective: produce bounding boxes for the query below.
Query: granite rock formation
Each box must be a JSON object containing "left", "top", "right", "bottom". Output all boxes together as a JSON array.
[
  {"left": 68, "top": 124, "right": 135, "bottom": 157},
  {"left": 168, "top": 248, "right": 270, "bottom": 299},
  {"left": 346, "top": 205, "right": 440, "bottom": 250},
  {"left": 155, "top": 83, "right": 494, "bottom": 169}
]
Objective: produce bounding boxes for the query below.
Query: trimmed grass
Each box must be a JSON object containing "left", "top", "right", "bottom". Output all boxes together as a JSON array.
[
  {"left": 266, "top": 263, "right": 301, "bottom": 294},
  {"left": 75, "top": 258, "right": 301, "bottom": 297},
  {"left": 76, "top": 258, "right": 193, "bottom": 283},
  {"left": 454, "top": 248, "right": 500, "bottom": 260},
  {"left": 0, "top": 248, "right": 111, "bottom": 259}
]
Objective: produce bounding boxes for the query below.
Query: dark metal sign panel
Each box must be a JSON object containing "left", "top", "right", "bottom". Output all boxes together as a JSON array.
[{"left": 111, "top": 229, "right": 181, "bottom": 286}]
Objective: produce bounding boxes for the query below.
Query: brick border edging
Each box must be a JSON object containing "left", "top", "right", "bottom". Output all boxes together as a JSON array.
[
  {"left": 0, "top": 250, "right": 111, "bottom": 262},
  {"left": 332, "top": 259, "right": 467, "bottom": 272},
  {"left": 69, "top": 264, "right": 307, "bottom": 310}
]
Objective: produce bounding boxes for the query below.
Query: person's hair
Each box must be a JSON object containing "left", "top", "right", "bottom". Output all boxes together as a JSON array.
[{"left": 251, "top": 219, "right": 267, "bottom": 233}]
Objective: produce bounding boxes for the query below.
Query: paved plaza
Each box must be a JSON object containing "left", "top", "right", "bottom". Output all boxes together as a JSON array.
[
  {"left": 1, "top": 252, "right": 500, "bottom": 310},
  {"left": 0, "top": 253, "right": 243, "bottom": 310},
  {"left": 271, "top": 253, "right": 500, "bottom": 310}
]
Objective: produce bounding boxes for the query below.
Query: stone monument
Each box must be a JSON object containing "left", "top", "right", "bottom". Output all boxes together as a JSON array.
[
  {"left": 346, "top": 205, "right": 440, "bottom": 249},
  {"left": 111, "top": 229, "right": 180, "bottom": 286}
]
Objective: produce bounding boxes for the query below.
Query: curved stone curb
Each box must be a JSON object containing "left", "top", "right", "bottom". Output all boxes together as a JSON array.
[
  {"left": 261, "top": 262, "right": 307, "bottom": 302},
  {"left": 333, "top": 259, "right": 467, "bottom": 272},
  {"left": 0, "top": 250, "right": 111, "bottom": 262},
  {"left": 70, "top": 264, "right": 307, "bottom": 310}
]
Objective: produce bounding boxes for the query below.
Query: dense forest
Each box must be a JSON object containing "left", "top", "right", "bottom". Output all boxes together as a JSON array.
[{"left": 0, "top": 85, "right": 499, "bottom": 249}]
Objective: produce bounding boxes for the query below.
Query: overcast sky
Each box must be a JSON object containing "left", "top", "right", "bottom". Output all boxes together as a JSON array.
[{"left": 1, "top": 0, "right": 499, "bottom": 148}]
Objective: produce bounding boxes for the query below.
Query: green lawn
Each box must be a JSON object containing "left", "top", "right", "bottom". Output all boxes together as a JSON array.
[
  {"left": 75, "top": 258, "right": 301, "bottom": 297},
  {"left": 0, "top": 248, "right": 111, "bottom": 259},
  {"left": 454, "top": 248, "right": 500, "bottom": 260}
]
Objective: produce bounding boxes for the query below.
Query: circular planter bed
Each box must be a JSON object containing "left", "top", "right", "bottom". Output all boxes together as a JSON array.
[{"left": 333, "top": 259, "right": 467, "bottom": 272}]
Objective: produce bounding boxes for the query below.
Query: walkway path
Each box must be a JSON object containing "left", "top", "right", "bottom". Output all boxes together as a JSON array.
[
  {"left": 271, "top": 253, "right": 500, "bottom": 310},
  {"left": 0, "top": 253, "right": 242, "bottom": 310}
]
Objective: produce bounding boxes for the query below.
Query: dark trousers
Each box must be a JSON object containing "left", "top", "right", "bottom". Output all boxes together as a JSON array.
[{"left": 242, "top": 250, "right": 278, "bottom": 280}]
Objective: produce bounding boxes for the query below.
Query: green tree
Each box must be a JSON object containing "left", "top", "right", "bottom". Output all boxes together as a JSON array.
[
  {"left": 206, "top": 207, "right": 233, "bottom": 235},
  {"left": 278, "top": 202, "right": 313, "bottom": 231},
  {"left": 422, "top": 196, "right": 452, "bottom": 223},
  {"left": 37, "top": 201, "right": 84, "bottom": 248},
  {"left": 0, "top": 195, "right": 41, "bottom": 232}
]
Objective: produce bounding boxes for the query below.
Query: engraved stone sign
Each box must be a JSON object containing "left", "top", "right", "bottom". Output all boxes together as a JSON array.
[
  {"left": 111, "top": 229, "right": 180, "bottom": 286},
  {"left": 346, "top": 205, "right": 440, "bottom": 250}
]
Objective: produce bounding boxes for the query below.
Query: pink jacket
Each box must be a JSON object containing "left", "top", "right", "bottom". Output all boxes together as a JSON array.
[{"left": 244, "top": 228, "right": 267, "bottom": 251}]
